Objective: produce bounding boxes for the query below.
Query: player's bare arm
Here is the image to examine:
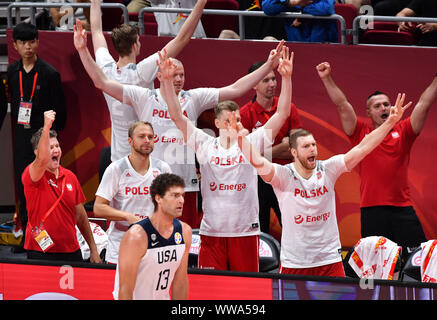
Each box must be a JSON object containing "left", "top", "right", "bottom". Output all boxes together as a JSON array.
[
  {"left": 118, "top": 224, "right": 148, "bottom": 300},
  {"left": 344, "top": 93, "right": 412, "bottom": 171},
  {"left": 157, "top": 50, "right": 196, "bottom": 143},
  {"left": 93, "top": 196, "right": 142, "bottom": 224},
  {"left": 316, "top": 62, "right": 357, "bottom": 136},
  {"left": 75, "top": 203, "right": 102, "bottom": 263},
  {"left": 74, "top": 19, "right": 124, "bottom": 102},
  {"left": 90, "top": 0, "right": 108, "bottom": 52},
  {"left": 263, "top": 47, "right": 293, "bottom": 141},
  {"left": 218, "top": 40, "right": 284, "bottom": 102}
]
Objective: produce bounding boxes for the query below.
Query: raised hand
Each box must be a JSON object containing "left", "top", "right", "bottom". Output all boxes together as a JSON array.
[
  {"left": 277, "top": 46, "right": 294, "bottom": 77},
  {"left": 156, "top": 49, "right": 177, "bottom": 83},
  {"left": 388, "top": 93, "right": 412, "bottom": 124},
  {"left": 226, "top": 111, "right": 249, "bottom": 139},
  {"left": 43, "top": 110, "right": 56, "bottom": 129},
  {"left": 267, "top": 39, "right": 285, "bottom": 69},
  {"left": 316, "top": 62, "right": 331, "bottom": 79},
  {"left": 73, "top": 18, "right": 87, "bottom": 50}
]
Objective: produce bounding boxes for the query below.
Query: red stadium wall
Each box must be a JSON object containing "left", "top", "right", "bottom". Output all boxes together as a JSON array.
[{"left": 6, "top": 30, "right": 437, "bottom": 248}]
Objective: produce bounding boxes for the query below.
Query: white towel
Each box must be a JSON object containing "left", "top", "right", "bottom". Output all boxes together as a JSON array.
[
  {"left": 348, "top": 236, "right": 401, "bottom": 280},
  {"left": 420, "top": 240, "right": 437, "bottom": 283}
]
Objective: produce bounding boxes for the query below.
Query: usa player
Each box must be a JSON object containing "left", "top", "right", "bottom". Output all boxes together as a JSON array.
[
  {"left": 114, "top": 173, "right": 191, "bottom": 300},
  {"left": 157, "top": 48, "right": 294, "bottom": 272},
  {"left": 93, "top": 121, "right": 171, "bottom": 264},
  {"left": 228, "top": 93, "right": 412, "bottom": 277}
]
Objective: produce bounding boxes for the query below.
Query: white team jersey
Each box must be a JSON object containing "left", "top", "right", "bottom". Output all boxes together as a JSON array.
[
  {"left": 188, "top": 127, "right": 272, "bottom": 237},
  {"left": 123, "top": 85, "right": 219, "bottom": 192},
  {"left": 95, "top": 156, "right": 171, "bottom": 264},
  {"left": 95, "top": 48, "right": 160, "bottom": 162},
  {"left": 113, "top": 217, "right": 186, "bottom": 300},
  {"left": 271, "top": 155, "right": 349, "bottom": 268},
  {"left": 149, "top": 0, "right": 206, "bottom": 38}
]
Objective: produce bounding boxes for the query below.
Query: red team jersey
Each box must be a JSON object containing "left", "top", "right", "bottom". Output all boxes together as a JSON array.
[
  {"left": 240, "top": 97, "right": 302, "bottom": 165},
  {"left": 349, "top": 117, "right": 417, "bottom": 208},
  {"left": 22, "top": 165, "right": 86, "bottom": 253}
]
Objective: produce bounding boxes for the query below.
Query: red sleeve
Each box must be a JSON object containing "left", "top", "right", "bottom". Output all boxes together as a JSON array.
[
  {"left": 239, "top": 103, "right": 253, "bottom": 131},
  {"left": 348, "top": 118, "right": 368, "bottom": 146},
  {"left": 70, "top": 172, "right": 86, "bottom": 205},
  {"left": 21, "top": 164, "right": 43, "bottom": 188},
  {"left": 399, "top": 117, "right": 418, "bottom": 148}
]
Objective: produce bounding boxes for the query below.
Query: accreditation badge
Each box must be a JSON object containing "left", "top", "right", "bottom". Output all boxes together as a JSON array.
[
  {"left": 32, "top": 223, "right": 55, "bottom": 252},
  {"left": 17, "top": 101, "right": 32, "bottom": 127}
]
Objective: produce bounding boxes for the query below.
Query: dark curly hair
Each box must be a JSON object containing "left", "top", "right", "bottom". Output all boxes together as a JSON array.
[{"left": 150, "top": 173, "right": 185, "bottom": 211}]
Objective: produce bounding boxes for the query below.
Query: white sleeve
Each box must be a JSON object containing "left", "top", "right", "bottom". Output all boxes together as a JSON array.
[
  {"left": 247, "top": 126, "right": 274, "bottom": 155},
  {"left": 122, "top": 85, "right": 153, "bottom": 120},
  {"left": 136, "top": 52, "right": 159, "bottom": 84},
  {"left": 95, "top": 164, "right": 119, "bottom": 202},
  {"left": 162, "top": 161, "right": 172, "bottom": 173},
  {"left": 95, "top": 47, "right": 115, "bottom": 69},
  {"left": 324, "top": 154, "right": 349, "bottom": 185},
  {"left": 270, "top": 164, "right": 292, "bottom": 192},
  {"left": 187, "top": 88, "right": 220, "bottom": 119},
  {"left": 186, "top": 127, "right": 214, "bottom": 162}
]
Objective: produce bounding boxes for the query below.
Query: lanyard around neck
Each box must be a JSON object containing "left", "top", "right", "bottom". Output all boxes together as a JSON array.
[{"left": 19, "top": 71, "right": 38, "bottom": 102}]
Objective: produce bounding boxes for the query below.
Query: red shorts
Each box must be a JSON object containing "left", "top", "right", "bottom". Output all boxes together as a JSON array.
[
  {"left": 198, "top": 234, "right": 259, "bottom": 272},
  {"left": 179, "top": 191, "right": 200, "bottom": 229},
  {"left": 279, "top": 261, "right": 346, "bottom": 277}
]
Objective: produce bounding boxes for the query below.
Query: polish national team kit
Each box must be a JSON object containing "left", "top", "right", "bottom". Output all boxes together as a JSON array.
[
  {"left": 123, "top": 85, "right": 219, "bottom": 192},
  {"left": 95, "top": 156, "right": 171, "bottom": 264},
  {"left": 187, "top": 126, "right": 272, "bottom": 271},
  {"left": 270, "top": 155, "right": 349, "bottom": 269},
  {"left": 95, "top": 48, "right": 159, "bottom": 162},
  {"left": 113, "top": 217, "right": 186, "bottom": 300}
]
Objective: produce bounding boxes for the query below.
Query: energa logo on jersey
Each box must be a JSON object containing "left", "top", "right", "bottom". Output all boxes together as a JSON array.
[
  {"left": 209, "top": 182, "right": 247, "bottom": 192},
  {"left": 294, "top": 212, "right": 331, "bottom": 225}
]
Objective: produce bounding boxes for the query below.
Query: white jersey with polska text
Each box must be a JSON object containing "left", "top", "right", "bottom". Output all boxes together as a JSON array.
[
  {"left": 271, "top": 155, "right": 349, "bottom": 268},
  {"left": 96, "top": 156, "right": 171, "bottom": 264},
  {"left": 188, "top": 126, "right": 272, "bottom": 237},
  {"left": 96, "top": 48, "right": 159, "bottom": 162},
  {"left": 123, "top": 85, "right": 219, "bottom": 192}
]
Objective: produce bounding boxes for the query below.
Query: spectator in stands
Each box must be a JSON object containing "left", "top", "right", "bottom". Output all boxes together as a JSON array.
[
  {"left": 397, "top": 0, "right": 437, "bottom": 46},
  {"left": 371, "top": 0, "right": 411, "bottom": 16},
  {"left": 316, "top": 61, "right": 437, "bottom": 253},
  {"left": 240, "top": 61, "right": 302, "bottom": 235},
  {"left": 93, "top": 121, "right": 171, "bottom": 264},
  {"left": 49, "top": 0, "right": 91, "bottom": 31},
  {"left": 0, "top": 79, "right": 6, "bottom": 130},
  {"left": 230, "top": 91, "right": 412, "bottom": 277},
  {"left": 129, "top": 0, "right": 206, "bottom": 37},
  {"left": 157, "top": 47, "right": 293, "bottom": 272},
  {"left": 237, "top": 0, "right": 287, "bottom": 40},
  {"left": 262, "top": 0, "right": 338, "bottom": 43},
  {"left": 75, "top": 19, "right": 286, "bottom": 230},
  {"left": 7, "top": 22, "right": 66, "bottom": 253},
  {"left": 23, "top": 110, "right": 102, "bottom": 263},
  {"left": 127, "top": 0, "right": 151, "bottom": 13}
]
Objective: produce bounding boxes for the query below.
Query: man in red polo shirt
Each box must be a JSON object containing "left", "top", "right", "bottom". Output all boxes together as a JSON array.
[
  {"left": 22, "top": 110, "right": 102, "bottom": 263},
  {"left": 240, "top": 61, "right": 302, "bottom": 234},
  {"left": 317, "top": 61, "right": 437, "bottom": 253}
]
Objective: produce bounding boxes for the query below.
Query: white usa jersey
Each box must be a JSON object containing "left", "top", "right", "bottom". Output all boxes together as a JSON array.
[
  {"left": 123, "top": 85, "right": 219, "bottom": 192},
  {"left": 188, "top": 126, "right": 272, "bottom": 237},
  {"left": 271, "top": 155, "right": 349, "bottom": 268},
  {"left": 113, "top": 217, "right": 186, "bottom": 300},
  {"left": 95, "top": 156, "right": 171, "bottom": 264},
  {"left": 96, "top": 48, "right": 160, "bottom": 162}
]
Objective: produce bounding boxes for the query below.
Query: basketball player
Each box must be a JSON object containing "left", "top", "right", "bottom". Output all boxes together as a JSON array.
[
  {"left": 114, "top": 173, "right": 192, "bottom": 300},
  {"left": 156, "top": 48, "right": 293, "bottom": 272},
  {"left": 90, "top": 0, "right": 207, "bottom": 163},
  {"left": 93, "top": 121, "right": 171, "bottom": 264},
  {"left": 74, "top": 20, "right": 285, "bottom": 229},
  {"left": 227, "top": 93, "right": 412, "bottom": 277}
]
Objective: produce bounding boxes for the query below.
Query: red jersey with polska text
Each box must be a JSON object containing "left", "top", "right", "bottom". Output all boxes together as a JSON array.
[
  {"left": 22, "top": 165, "right": 86, "bottom": 253},
  {"left": 349, "top": 117, "right": 417, "bottom": 208}
]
